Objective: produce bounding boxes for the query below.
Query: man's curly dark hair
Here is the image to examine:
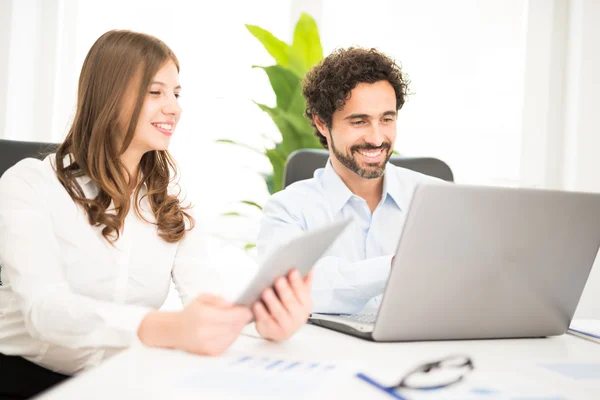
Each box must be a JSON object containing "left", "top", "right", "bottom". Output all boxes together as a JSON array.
[{"left": 302, "top": 47, "right": 409, "bottom": 149}]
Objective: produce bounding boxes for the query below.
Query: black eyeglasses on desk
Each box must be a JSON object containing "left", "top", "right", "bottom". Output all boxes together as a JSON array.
[
  {"left": 357, "top": 355, "right": 474, "bottom": 399},
  {"left": 392, "top": 355, "right": 474, "bottom": 391}
]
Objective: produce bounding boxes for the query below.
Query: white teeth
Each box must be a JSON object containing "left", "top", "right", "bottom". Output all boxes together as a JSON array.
[
  {"left": 358, "top": 149, "right": 382, "bottom": 157},
  {"left": 153, "top": 123, "right": 172, "bottom": 131}
]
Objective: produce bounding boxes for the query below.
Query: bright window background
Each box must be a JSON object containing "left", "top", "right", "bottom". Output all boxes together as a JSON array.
[
  {"left": 320, "top": 0, "right": 527, "bottom": 187},
  {"left": 4, "top": 0, "right": 600, "bottom": 317},
  {"left": 3, "top": 0, "right": 528, "bottom": 245}
]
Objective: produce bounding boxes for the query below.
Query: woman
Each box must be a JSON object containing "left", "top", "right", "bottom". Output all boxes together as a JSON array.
[{"left": 0, "top": 30, "right": 312, "bottom": 399}]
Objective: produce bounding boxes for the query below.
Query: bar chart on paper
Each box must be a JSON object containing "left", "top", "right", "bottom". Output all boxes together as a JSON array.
[{"left": 171, "top": 355, "right": 347, "bottom": 399}]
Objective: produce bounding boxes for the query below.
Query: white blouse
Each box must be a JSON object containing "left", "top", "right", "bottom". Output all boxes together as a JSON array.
[{"left": 0, "top": 154, "right": 222, "bottom": 375}]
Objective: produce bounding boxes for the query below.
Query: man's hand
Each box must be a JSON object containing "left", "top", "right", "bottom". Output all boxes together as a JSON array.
[{"left": 253, "top": 269, "right": 313, "bottom": 341}]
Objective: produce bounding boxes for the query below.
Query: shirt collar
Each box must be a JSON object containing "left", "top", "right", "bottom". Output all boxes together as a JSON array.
[
  {"left": 382, "top": 164, "right": 407, "bottom": 211},
  {"left": 320, "top": 159, "right": 409, "bottom": 213},
  {"left": 320, "top": 159, "right": 355, "bottom": 214}
]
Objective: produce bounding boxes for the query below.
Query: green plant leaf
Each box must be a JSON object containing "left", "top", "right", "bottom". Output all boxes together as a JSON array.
[
  {"left": 299, "top": 132, "right": 323, "bottom": 149},
  {"left": 256, "top": 103, "right": 302, "bottom": 155},
  {"left": 287, "top": 86, "right": 308, "bottom": 117},
  {"left": 253, "top": 65, "right": 302, "bottom": 112},
  {"left": 221, "top": 211, "right": 244, "bottom": 217},
  {"left": 291, "top": 13, "right": 324, "bottom": 72},
  {"left": 255, "top": 65, "right": 307, "bottom": 122},
  {"left": 215, "top": 139, "right": 265, "bottom": 156},
  {"left": 245, "top": 24, "right": 291, "bottom": 67},
  {"left": 283, "top": 109, "right": 314, "bottom": 137},
  {"left": 261, "top": 172, "right": 275, "bottom": 194},
  {"left": 216, "top": 13, "right": 326, "bottom": 249},
  {"left": 240, "top": 200, "right": 263, "bottom": 210},
  {"left": 265, "top": 147, "right": 287, "bottom": 193},
  {"left": 231, "top": 14, "right": 324, "bottom": 197}
]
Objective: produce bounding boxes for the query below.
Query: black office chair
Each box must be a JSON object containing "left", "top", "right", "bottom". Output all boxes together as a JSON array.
[
  {"left": 0, "top": 139, "right": 60, "bottom": 178},
  {"left": 283, "top": 148, "right": 454, "bottom": 188}
]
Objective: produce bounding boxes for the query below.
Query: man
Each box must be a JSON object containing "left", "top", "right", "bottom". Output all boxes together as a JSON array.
[{"left": 257, "top": 48, "right": 439, "bottom": 315}]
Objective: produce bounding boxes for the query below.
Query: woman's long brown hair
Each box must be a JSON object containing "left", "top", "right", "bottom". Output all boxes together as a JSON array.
[{"left": 55, "top": 30, "right": 194, "bottom": 243}]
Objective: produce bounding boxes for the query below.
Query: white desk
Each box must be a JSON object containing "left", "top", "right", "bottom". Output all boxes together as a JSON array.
[{"left": 40, "top": 324, "right": 600, "bottom": 399}]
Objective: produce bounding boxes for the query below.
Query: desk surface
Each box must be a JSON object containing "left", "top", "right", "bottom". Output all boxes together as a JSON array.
[{"left": 40, "top": 324, "right": 600, "bottom": 399}]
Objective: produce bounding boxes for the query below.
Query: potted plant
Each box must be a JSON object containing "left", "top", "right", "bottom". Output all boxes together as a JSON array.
[{"left": 218, "top": 13, "right": 324, "bottom": 197}]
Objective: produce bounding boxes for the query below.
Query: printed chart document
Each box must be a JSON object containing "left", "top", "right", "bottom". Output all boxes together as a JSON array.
[{"left": 170, "top": 354, "right": 351, "bottom": 399}]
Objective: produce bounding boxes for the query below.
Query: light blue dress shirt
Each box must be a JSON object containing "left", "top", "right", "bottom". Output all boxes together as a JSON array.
[{"left": 257, "top": 160, "right": 438, "bottom": 314}]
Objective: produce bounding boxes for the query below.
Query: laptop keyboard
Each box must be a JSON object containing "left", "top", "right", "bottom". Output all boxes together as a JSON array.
[{"left": 338, "top": 313, "right": 377, "bottom": 325}]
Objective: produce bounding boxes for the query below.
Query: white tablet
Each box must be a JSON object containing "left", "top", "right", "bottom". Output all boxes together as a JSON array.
[{"left": 235, "top": 218, "right": 351, "bottom": 307}]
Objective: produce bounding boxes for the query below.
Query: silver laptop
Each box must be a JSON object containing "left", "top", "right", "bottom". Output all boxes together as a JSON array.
[{"left": 308, "top": 183, "right": 600, "bottom": 341}]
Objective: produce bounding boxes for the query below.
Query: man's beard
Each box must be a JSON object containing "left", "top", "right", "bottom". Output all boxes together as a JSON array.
[{"left": 330, "top": 134, "right": 392, "bottom": 179}]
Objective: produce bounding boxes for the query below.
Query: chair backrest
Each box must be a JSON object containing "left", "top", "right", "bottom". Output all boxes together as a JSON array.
[
  {"left": 0, "top": 139, "right": 60, "bottom": 178},
  {"left": 283, "top": 148, "right": 454, "bottom": 188}
]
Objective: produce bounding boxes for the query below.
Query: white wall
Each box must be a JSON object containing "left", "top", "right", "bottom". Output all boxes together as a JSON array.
[
  {"left": 320, "top": 0, "right": 528, "bottom": 187},
  {"left": 519, "top": 0, "right": 568, "bottom": 190},
  {"left": 562, "top": 0, "right": 600, "bottom": 318},
  {"left": 519, "top": 0, "right": 600, "bottom": 318},
  {"left": 561, "top": 0, "right": 600, "bottom": 193},
  {"left": 4, "top": 0, "right": 42, "bottom": 142},
  {"left": 2, "top": 0, "right": 68, "bottom": 143},
  {"left": 0, "top": 1, "right": 11, "bottom": 139}
]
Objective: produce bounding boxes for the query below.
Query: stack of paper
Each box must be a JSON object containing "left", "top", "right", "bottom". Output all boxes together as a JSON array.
[{"left": 569, "top": 319, "right": 600, "bottom": 343}]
